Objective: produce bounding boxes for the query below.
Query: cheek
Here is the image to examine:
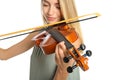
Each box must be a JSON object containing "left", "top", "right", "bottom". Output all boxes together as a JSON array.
[
  {"left": 43, "top": 8, "right": 47, "bottom": 15},
  {"left": 43, "top": 7, "right": 49, "bottom": 18}
]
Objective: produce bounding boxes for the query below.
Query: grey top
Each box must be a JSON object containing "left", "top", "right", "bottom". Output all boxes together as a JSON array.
[{"left": 29, "top": 46, "right": 80, "bottom": 80}]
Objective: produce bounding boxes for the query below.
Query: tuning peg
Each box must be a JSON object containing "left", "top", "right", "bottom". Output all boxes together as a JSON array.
[
  {"left": 67, "top": 65, "right": 77, "bottom": 73},
  {"left": 63, "top": 56, "right": 72, "bottom": 63},
  {"left": 71, "top": 44, "right": 86, "bottom": 57},
  {"left": 83, "top": 50, "right": 92, "bottom": 57},
  {"left": 78, "top": 44, "right": 86, "bottom": 51}
]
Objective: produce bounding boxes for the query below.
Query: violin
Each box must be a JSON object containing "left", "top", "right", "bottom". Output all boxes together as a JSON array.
[{"left": 32, "top": 24, "right": 92, "bottom": 73}]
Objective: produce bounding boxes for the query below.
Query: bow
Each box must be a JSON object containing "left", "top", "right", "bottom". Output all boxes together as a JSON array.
[{"left": 0, "top": 12, "right": 100, "bottom": 40}]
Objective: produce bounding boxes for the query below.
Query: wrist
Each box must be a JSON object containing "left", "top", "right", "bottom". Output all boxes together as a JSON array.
[
  {"left": 53, "top": 67, "right": 68, "bottom": 80},
  {"left": 57, "top": 67, "right": 68, "bottom": 75}
]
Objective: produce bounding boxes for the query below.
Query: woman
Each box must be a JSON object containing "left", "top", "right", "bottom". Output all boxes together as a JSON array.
[{"left": 0, "top": 0, "right": 83, "bottom": 80}]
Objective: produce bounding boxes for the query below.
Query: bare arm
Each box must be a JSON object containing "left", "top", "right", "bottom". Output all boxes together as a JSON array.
[{"left": 0, "top": 32, "right": 39, "bottom": 60}]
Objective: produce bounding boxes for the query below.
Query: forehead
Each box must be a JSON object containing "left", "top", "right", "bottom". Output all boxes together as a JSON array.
[{"left": 43, "top": 0, "right": 59, "bottom": 3}]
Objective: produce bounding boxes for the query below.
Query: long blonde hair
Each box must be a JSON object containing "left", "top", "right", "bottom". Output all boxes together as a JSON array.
[
  {"left": 41, "top": 0, "right": 83, "bottom": 43},
  {"left": 59, "top": 0, "right": 83, "bottom": 43}
]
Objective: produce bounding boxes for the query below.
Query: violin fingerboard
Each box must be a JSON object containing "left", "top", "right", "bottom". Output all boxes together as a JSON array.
[{"left": 48, "top": 29, "right": 73, "bottom": 49}]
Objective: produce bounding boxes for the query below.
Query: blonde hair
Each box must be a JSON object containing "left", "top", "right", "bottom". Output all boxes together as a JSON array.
[
  {"left": 41, "top": 0, "right": 83, "bottom": 43},
  {"left": 59, "top": 0, "right": 83, "bottom": 43}
]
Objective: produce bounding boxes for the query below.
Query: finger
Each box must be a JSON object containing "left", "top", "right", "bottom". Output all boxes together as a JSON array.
[
  {"left": 55, "top": 43, "right": 60, "bottom": 64},
  {"left": 57, "top": 43, "right": 65, "bottom": 63},
  {"left": 58, "top": 41, "right": 68, "bottom": 56}
]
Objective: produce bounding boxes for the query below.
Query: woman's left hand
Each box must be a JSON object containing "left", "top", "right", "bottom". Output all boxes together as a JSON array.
[{"left": 55, "top": 41, "right": 75, "bottom": 73}]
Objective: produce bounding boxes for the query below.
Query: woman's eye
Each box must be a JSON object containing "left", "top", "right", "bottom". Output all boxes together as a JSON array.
[
  {"left": 56, "top": 5, "right": 60, "bottom": 9},
  {"left": 43, "top": 4, "right": 49, "bottom": 7}
]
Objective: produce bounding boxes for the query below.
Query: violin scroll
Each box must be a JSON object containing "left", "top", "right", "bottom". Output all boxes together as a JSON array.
[
  {"left": 63, "top": 44, "right": 86, "bottom": 63},
  {"left": 64, "top": 44, "right": 92, "bottom": 73}
]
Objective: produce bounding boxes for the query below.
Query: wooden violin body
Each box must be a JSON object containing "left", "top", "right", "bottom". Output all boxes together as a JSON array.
[{"left": 32, "top": 25, "right": 78, "bottom": 55}]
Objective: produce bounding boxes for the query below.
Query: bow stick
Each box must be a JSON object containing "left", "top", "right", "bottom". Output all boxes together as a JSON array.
[{"left": 0, "top": 12, "right": 100, "bottom": 40}]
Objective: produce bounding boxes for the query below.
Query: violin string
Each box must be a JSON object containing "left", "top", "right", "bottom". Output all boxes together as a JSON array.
[{"left": 0, "top": 15, "right": 98, "bottom": 41}]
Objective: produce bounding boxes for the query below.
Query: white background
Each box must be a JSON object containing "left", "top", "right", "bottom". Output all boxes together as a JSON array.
[{"left": 0, "top": 0, "right": 120, "bottom": 80}]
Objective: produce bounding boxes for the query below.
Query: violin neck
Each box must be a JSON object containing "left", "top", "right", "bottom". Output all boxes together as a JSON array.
[{"left": 48, "top": 29, "right": 73, "bottom": 49}]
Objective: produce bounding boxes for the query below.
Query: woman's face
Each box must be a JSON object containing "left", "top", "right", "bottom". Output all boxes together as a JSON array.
[{"left": 42, "top": 0, "right": 63, "bottom": 24}]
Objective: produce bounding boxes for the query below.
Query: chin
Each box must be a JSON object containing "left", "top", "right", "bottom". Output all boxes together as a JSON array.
[
  {"left": 47, "top": 19, "right": 61, "bottom": 24},
  {"left": 48, "top": 21, "right": 58, "bottom": 24}
]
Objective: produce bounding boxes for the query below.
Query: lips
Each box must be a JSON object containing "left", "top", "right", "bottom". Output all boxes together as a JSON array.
[{"left": 47, "top": 17, "right": 56, "bottom": 21}]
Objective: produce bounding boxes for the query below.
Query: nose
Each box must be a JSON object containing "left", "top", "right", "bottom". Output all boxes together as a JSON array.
[{"left": 47, "top": 6, "right": 54, "bottom": 16}]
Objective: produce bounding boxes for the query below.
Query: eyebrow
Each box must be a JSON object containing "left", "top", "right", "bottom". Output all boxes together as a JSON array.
[{"left": 43, "top": 0, "right": 49, "bottom": 3}]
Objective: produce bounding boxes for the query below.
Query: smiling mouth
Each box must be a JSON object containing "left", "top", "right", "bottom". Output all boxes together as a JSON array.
[{"left": 47, "top": 17, "right": 56, "bottom": 21}]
